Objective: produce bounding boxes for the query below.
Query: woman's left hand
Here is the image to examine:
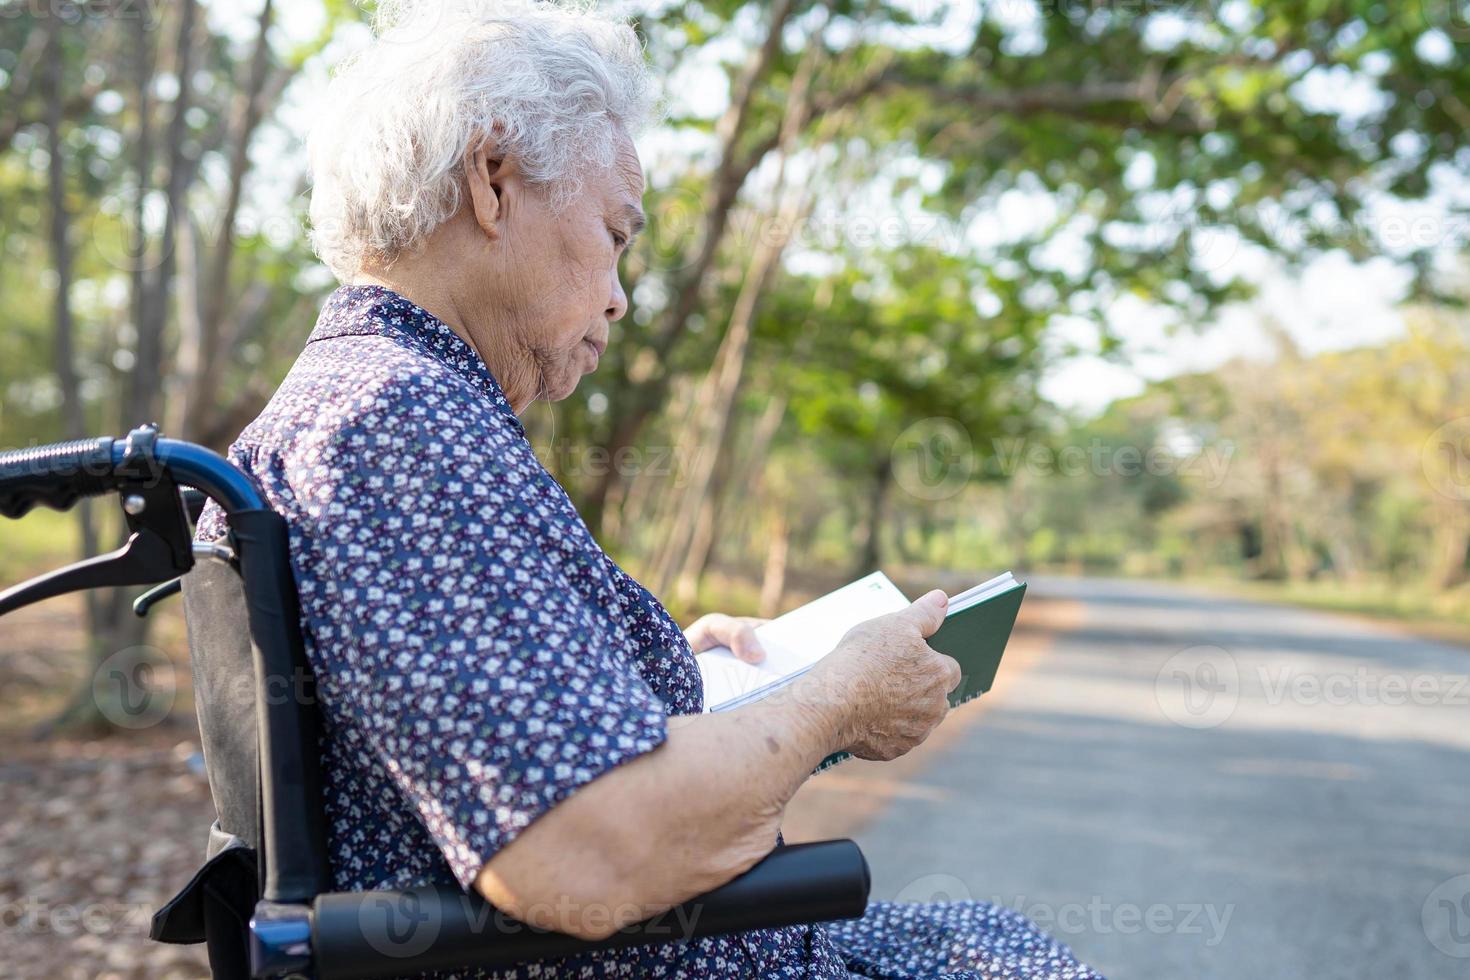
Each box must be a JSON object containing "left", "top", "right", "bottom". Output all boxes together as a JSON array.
[{"left": 683, "top": 613, "right": 769, "bottom": 663}]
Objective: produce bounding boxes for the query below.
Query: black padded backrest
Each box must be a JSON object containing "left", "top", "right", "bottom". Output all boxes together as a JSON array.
[{"left": 180, "top": 546, "right": 262, "bottom": 856}]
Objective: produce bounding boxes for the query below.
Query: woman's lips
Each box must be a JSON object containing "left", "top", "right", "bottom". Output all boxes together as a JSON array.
[{"left": 583, "top": 337, "right": 605, "bottom": 366}]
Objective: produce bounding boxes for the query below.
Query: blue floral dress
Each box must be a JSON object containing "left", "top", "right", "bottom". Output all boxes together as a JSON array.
[{"left": 195, "top": 285, "right": 1103, "bottom": 979}]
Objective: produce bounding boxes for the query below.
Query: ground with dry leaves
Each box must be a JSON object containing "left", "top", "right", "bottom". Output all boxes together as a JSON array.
[{"left": 1, "top": 731, "right": 214, "bottom": 979}]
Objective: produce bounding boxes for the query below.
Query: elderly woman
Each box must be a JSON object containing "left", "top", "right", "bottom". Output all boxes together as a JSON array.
[{"left": 196, "top": 2, "right": 1102, "bottom": 978}]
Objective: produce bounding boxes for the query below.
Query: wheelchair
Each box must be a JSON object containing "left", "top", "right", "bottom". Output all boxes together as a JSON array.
[{"left": 0, "top": 424, "right": 871, "bottom": 979}]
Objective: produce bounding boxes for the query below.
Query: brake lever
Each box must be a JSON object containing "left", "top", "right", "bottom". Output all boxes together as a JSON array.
[
  {"left": 132, "top": 541, "right": 238, "bottom": 617},
  {"left": 0, "top": 425, "right": 197, "bottom": 616},
  {"left": 0, "top": 528, "right": 188, "bottom": 616}
]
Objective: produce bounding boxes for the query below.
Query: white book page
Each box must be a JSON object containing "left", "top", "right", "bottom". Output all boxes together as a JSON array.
[
  {"left": 697, "top": 571, "right": 910, "bottom": 710},
  {"left": 694, "top": 653, "right": 777, "bottom": 708}
]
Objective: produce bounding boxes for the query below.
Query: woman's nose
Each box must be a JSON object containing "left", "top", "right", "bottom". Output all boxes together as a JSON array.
[{"left": 606, "top": 272, "right": 628, "bottom": 322}]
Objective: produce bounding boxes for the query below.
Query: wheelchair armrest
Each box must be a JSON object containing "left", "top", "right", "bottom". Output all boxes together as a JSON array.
[{"left": 261, "top": 838, "right": 869, "bottom": 979}]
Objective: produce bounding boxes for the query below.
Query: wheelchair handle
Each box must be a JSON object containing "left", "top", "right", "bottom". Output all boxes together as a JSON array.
[
  {"left": 1, "top": 428, "right": 331, "bottom": 906},
  {"left": 0, "top": 429, "right": 265, "bottom": 520},
  {"left": 0, "top": 437, "right": 120, "bottom": 518}
]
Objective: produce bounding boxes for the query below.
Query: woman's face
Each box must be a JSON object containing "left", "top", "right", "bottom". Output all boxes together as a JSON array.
[{"left": 478, "top": 134, "right": 645, "bottom": 408}]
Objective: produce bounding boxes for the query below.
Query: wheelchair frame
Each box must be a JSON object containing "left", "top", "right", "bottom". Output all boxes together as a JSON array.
[{"left": 0, "top": 424, "right": 870, "bottom": 979}]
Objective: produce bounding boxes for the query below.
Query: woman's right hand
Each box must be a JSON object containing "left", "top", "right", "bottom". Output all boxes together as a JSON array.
[
  {"left": 476, "top": 588, "right": 959, "bottom": 937},
  {"left": 813, "top": 589, "right": 961, "bottom": 762}
]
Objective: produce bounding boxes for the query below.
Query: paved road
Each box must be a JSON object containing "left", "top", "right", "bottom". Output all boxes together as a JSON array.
[{"left": 851, "top": 577, "right": 1470, "bottom": 980}]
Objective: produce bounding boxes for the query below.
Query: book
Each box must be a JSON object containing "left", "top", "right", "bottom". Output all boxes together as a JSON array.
[{"left": 695, "top": 571, "right": 1028, "bottom": 772}]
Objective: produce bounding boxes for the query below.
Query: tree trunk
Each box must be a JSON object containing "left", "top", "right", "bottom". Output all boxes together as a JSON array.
[
  {"left": 40, "top": 26, "right": 151, "bottom": 735},
  {"left": 175, "top": 0, "right": 277, "bottom": 440},
  {"left": 644, "top": 16, "right": 838, "bottom": 595},
  {"left": 581, "top": 0, "right": 801, "bottom": 536},
  {"left": 42, "top": 19, "right": 100, "bottom": 608},
  {"left": 1429, "top": 502, "right": 1470, "bottom": 591},
  {"left": 646, "top": 187, "right": 809, "bottom": 595},
  {"left": 758, "top": 506, "right": 791, "bottom": 619},
  {"left": 127, "top": 0, "right": 197, "bottom": 432},
  {"left": 853, "top": 455, "right": 893, "bottom": 576},
  {"left": 674, "top": 422, "right": 737, "bottom": 607}
]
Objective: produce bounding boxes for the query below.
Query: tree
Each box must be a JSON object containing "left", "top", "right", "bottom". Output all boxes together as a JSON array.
[{"left": 1, "top": 1, "right": 341, "bottom": 730}]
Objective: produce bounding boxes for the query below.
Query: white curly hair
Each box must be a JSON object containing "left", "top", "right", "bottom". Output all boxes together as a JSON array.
[{"left": 307, "top": 0, "right": 658, "bottom": 282}]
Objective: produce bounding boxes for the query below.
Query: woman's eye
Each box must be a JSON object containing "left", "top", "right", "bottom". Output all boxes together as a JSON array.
[{"left": 610, "top": 229, "right": 627, "bottom": 249}]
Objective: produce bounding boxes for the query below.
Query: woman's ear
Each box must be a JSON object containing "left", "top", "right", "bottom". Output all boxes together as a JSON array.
[{"left": 465, "top": 141, "right": 514, "bottom": 241}]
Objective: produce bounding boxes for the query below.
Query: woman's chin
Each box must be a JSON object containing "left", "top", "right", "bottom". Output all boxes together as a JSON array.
[
  {"left": 541, "top": 371, "right": 585, "bottom": 403},
  {"left": 581, "top": 339, "right": 602, "bottom": 373}
]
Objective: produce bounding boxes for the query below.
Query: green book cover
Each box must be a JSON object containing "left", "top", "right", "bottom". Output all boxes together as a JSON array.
[
  {"left": 812, "top": 579, "right": 1027, "bottom": 773},
  {"left": 930, "top": 580, "right": 1027, "bottom": 707}
]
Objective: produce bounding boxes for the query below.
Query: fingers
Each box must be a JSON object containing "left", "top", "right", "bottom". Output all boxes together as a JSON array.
[
  {"left": 939, "top": 653, "right": 962, "bottom": 694},
  {"left": 899, "top": 588, "right": 949, "bottom": 637},
  {"left": 683, "top": 613, "right": 767, "bottom": 662},
  {"left": 682, "top": 614, "right": 718, "bottom": 654},
  {"left": 727, "top": 620, "right": 766, "bottom": 664}
]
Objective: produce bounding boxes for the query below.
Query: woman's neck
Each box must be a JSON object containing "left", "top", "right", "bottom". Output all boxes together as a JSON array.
[{"left": 351, "top": 261, "right": 539, "bottom": 416}]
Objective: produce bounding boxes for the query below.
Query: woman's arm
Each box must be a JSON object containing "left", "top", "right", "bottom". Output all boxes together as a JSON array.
[{"left": 474, "top": 590, "right": 958, "bottom": 940}]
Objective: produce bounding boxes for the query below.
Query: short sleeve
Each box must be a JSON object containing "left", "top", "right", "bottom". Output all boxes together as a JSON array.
[{"left": 287, "top": 372, "right": 670, "bottom": 890}]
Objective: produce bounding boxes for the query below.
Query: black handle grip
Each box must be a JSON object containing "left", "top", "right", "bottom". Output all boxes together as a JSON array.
[
  {"left": 309, "top": 838, "right": 870, "bottom": 979},
  {"left": 0, "top": 438, "right": 119, "bottom": 519}
]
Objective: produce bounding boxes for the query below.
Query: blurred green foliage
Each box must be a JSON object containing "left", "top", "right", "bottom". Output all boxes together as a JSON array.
[{"left": 1, "top": 0, "right": 1467, "bottom": 640}]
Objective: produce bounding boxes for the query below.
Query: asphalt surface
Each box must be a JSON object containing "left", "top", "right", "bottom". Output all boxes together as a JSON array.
[{"left": 851, "top": 576, "right": 1470, "bottom": 980}]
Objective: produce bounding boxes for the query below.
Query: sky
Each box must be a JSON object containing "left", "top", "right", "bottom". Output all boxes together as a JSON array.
[{"left": 1037, "top": 249, "right": 1416, "bottom": 417}]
